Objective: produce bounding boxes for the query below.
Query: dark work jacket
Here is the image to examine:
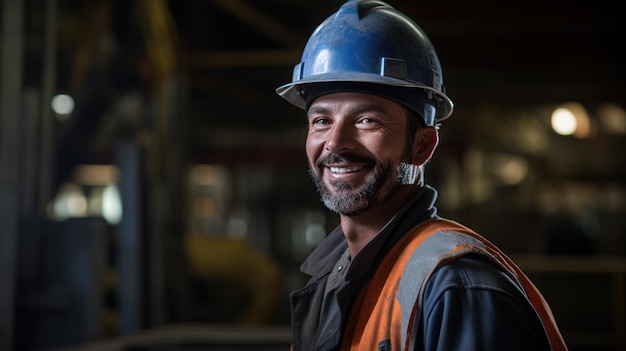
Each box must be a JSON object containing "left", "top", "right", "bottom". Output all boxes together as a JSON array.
[{"left": 289, "top": 185, "right": 553, "bottom": 351}]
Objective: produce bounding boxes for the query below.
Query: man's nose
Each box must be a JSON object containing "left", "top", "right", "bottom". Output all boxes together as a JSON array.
[{"left": 324, "top": 121, "right": 355, "bottom": 154}]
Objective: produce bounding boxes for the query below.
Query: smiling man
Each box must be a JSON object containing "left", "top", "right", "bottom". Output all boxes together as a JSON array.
[
  {"left": 306, "top": 92, "right": 438, "bottom": 257},
  {"left": 276, "top": 1, "right": 567, "bottom": 350}
]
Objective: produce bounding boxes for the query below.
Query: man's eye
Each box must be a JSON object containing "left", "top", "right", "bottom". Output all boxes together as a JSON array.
[
  {"left": 358, "top": 117, "right": 378, "bottom": 126},
  {"left": 310, "top": 117, "right": 330, "bottom": 126}
]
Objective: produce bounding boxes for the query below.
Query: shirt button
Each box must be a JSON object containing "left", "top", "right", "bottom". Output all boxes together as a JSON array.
[{"left": 337, "top": 265, "right": 343, "bottom": 271}]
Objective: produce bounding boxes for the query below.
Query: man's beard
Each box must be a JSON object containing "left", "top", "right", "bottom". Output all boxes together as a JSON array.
[{"left": 308, "top": 152, "right": 406, "bottom": 216}]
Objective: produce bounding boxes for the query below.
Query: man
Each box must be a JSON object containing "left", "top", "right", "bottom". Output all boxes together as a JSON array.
[{"left": 276, "top": 1, "right": 567, "bottom": 350}]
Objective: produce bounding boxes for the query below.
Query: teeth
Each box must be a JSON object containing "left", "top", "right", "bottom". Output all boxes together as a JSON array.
[{"left": 330, "top": 166, "right": 364, "bottom": 174}]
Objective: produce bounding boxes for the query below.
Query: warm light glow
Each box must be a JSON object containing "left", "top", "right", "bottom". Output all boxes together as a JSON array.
[
  {"left": 551, "top": 108, "right": 577, "bottom": 135},
  {"left": 550, "top": 102, "right": 591, "bottom": 138},
  {"left": 598, "top": 103, "right": 626, "bottom": 135},
  {"left": 190, "top": 164, "right": 228, "bottom": 186},
  {"left": 53, "top": 182, "right": 88, "bottom": 220},
  {"left": 52, "top": 166, "right": 123, "bottom": 224},
  {"left": 193, "top": 196, "right": 220, "bottom": 218},
  {"left": 74, "top": 165, "right": 120, "bottom": 186},
  {"left": 499, "top": 156, "right": 528, "bottom": 185}
]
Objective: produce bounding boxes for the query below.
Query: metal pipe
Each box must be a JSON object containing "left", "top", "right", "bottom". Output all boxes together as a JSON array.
[
  {"left": 0, "top": 0, "right": 24, "bottom": 349},
  {"left": 39, "top": 0, "right": 58, "bottom": 215}
]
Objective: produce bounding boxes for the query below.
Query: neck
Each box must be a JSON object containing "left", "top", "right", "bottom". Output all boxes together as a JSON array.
[{"left": 340, "top": 186, "right": 416, "bottom": 257}]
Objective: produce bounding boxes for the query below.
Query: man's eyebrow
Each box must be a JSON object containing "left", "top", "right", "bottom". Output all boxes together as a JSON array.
[
  {"left": 350, "top": 104, "right": 387, "bottom": 115},
  {"left": 308, "top": 104, "right": 387, "bottom": 117},
  {"left": 307, "top": 106, "right": 330, "bottom": 116}
]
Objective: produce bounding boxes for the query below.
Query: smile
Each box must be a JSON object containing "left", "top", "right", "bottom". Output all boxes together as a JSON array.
[{"left": 329, "top": 165, "right": 366, "bottom": 174}]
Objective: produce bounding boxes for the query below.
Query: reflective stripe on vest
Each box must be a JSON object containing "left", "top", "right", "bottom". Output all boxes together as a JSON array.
[{"left": 341, "top": 218, "right": 567, "bottom": 351}]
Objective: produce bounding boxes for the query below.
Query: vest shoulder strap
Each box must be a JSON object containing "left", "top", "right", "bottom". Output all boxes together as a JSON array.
[
  {"left": 342, "top": 218, "right": 567, "bottom": 351},
  {"left": 396, "top": 218, "right": 567, "bottom": 351}
]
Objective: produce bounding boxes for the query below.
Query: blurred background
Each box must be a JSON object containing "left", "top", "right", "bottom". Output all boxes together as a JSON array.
[{"left": 1, "top": 0, "right": 625, "bottom": 350}]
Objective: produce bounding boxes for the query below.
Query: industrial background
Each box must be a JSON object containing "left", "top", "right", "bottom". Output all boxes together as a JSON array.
[{"left": 1, "top": 0, "right": 626, "bottom": 350}]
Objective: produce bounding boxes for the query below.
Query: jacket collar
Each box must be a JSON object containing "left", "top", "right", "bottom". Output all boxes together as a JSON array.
[{"left": 299, "top": 185, "right": 439, "bottom": 279}]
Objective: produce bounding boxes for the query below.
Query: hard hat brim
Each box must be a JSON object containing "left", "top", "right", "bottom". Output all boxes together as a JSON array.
[{"left": 276, "top": 72, "right": 454, "bottom": 123}]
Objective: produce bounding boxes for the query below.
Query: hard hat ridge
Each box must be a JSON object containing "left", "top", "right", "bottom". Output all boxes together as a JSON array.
[{"left": 276, "top": 0, "right": 454, "bottom": 125}]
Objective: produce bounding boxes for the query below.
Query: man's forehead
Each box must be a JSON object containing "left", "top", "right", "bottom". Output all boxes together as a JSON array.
[{"left": 308, "top": 92, "right": 402, "bottom": 112}]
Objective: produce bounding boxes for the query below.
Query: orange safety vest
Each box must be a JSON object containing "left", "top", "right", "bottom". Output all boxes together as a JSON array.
[{"left": 340, "top": 218, "right": 567, "bottom": 351}]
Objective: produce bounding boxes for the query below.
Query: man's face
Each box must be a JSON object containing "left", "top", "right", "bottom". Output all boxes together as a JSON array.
[{"left": 305, "top": 92, "right": 413, "bottom": 216}]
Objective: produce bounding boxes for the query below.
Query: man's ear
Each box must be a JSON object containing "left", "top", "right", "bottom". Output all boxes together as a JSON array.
[{"left": 411, "top": 126, "right": 439, "bottom": 166}]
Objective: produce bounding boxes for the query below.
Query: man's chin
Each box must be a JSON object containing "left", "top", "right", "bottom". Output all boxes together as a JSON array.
[{"left": 321, "top": 193, "right": 370, "bottom": 216}]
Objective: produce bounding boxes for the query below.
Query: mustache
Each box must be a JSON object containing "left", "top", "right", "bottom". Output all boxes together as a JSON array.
[{"left": 315, "top": 152, "right": 375, "bottom": 170}]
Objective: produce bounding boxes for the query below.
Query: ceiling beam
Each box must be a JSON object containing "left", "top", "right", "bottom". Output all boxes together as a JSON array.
[
  {"left": 210, "top": 0, "right": 303, "bottom": 47},
  {"left": 188, "top": 49, "right": 301, "bottom": 68}
]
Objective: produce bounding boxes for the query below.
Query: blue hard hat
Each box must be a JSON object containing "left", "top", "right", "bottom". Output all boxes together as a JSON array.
[{"left": 276, "top": 0, "right": 453, "bottom": 125}]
